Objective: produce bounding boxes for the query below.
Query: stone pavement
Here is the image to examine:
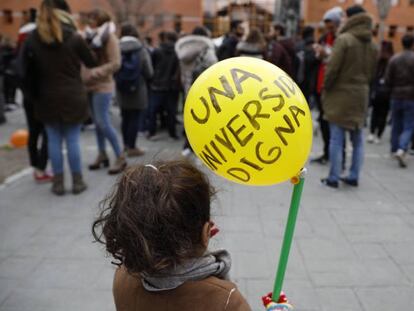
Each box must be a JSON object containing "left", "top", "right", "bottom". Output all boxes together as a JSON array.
[{"left": 0, "top": 107, "right": 414, "bottom": 311}]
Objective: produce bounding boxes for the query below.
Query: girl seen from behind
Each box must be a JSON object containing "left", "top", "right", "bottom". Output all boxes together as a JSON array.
[
  {"left": 21, "top": 0, "right": 96, "bottom": 195},
  {"left": 93, "top": 160, "right": 251, "bottom": 311}
]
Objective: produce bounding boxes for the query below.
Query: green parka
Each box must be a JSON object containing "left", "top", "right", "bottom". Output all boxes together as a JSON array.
[{"left": 322, "top": 13, "right": 378, "bottom": 130}]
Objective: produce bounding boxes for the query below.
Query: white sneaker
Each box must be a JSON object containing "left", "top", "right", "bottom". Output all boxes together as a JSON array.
[
  {"left": 373, "top": 137, "right": 381, "bottom": 144},
  {"left": 367, "top": 134, "right": 374, "bottom": 143},
  {"left": 395, "top": 149, "right": 407, "bottom": 168},
  {"left": 181, "top": 148, "right": 192, "bottom": 157}
]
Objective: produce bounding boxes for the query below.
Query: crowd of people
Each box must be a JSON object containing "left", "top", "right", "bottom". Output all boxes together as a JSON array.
[{"left": 0, "top": 0, "right": 413, "bottom": 195}]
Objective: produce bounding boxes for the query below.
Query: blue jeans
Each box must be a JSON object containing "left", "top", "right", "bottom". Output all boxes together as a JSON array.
[
  {"left": 391, "top": 99, "right": 414, "bottom": 152},
  {"left": 148, "top": 91, "right": 179, "bottom": 137},
  {"left": 328, "top": 123, "right": 364, "bottom": 182},
  {"left": 91, "top": 93, "right": 122, "bottom": 157},
  {"left": 45, "top": 124, "right": 82, "bottom": 175}
]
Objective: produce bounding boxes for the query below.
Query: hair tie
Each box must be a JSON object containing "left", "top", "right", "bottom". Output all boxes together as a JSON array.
[{"left": 145, "top": 164, "right": 158, "bottom": 171}]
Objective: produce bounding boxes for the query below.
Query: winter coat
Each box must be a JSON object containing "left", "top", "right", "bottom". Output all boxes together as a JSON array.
[
  {"left": 175, "top": 35, "right": 217, "bottom": 95},
  {"left": 21, "top": 24, "right": 96, "bottom": 124},
  {"left": 235, "top": 41, "right": 265, "bottom": 59},
  {"left": 322, "top": 13, "right": 378, "bottom": 130},
  {"left": 113, "top": 266, "right": 251, "bottom": 311},
  {"left": 83, "top": 32, "right": 121, "bottom": 93},
  {"left": 296, "top": 37, "right": 319, "bottom": 99},
  {"left": 151, "top": 41, "right": 180, "bottom": 92},
  {"left": 217, "top": 34, "right": 239, "bottom": 60},
  {"left": 385, "top": 50, "right": 414, "bottom": 101},
  {"left": 266, "top": 40, "right": 293, "bottom": 78},
  {"left": 115, "top": 36, "right": 153, "bottom": 111}
]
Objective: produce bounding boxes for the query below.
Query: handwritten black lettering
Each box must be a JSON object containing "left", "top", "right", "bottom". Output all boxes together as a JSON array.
[
  {"left": 210, "top": 140, "right": 227, "bottom": 162},
  {"left": 191, "top": 96, "right": 210, "bottom": 124},
  {"left": 278, "top": 76, "right": 296, "bottom": 95},
  {"left": 208, "top": 76, "right": 235, "bottom": 114},
  {"left": 240, "top": 157, "right": 263, "bottom": 171},
  {"left": 243, "top": 100, "right": 270, "bottom": 130},
  {"left": 274, "top": 114, "right": 295, "bottom": 146},
  {"left": 215, "top": 127, "right": 236, "bottom": 153},
  {"left": 274, "top": 79, "right": 290, "bottom": 98},
  {"left": 199, "top": 145, "right": 222, "bottom": 170},
  {"left": 289, "top": 105, "right": 306, "bottom": 127},
  {"left": 227, "top": 167, "right": 250, "bottom": 182},
  {"left": 231, "top": 68, "right": 262, "bottom": 94},
  {"left": 227, "top": 114, "right": 253, "bottom": 147},
  {"left": 256, "top": 141, "right": 281, "bottom": 164}
]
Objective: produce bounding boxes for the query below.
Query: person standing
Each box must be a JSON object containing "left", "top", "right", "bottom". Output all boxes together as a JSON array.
[
  {"left": 311, "top": 7, "right": 343, "bottom": 165},
  {"left": 367, "top": 40, "right": 394, "bottom": 144},
  {"left": 175, "top": 26, "right": 217, "bottom": 156},
  {"left": 235, "top": 27, "right": 266, "bottom": 59},
  {"left": 116, "top": 23, "right": 153, "bottom": 157},
  {"left": 21, "top": 0, "right": 96, "bottom": 195},
  {"left": 321, "top": 5, "right": 377, "bottom": 188},
  {"left": 17, "top": 7, "right": 53, "bottom": 182},
  {"left": 386, "top": 34, "right": 414, "bottom": 168},
  {"left": 216, "top": 20, "right": 244, "bottom": 60},
  {"left": 148, "top": 31, "right": 180, "bottom": 140},
  {"left": 84, "top": 9, "right": 124, "bottom": 174}
]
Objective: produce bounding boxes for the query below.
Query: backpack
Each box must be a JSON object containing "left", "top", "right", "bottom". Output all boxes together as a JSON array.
[
  {"left": 192, "top": 47, "right": 209, "bottom": 82},
  {"left": 115, "top": 49, "right": 141, "bottom": 93}
]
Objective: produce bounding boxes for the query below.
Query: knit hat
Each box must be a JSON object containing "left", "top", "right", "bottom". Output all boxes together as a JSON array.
[
  {"left": 323, "top": 6, "right": 344, "bottom": 27},
  {"left": 345, "top": 5, "right": 366, "bottom": 17}
]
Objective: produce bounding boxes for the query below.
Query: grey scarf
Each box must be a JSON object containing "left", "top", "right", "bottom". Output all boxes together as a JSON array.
[{"left": 141, "top": 249, "right": 231, "bottom": 292}]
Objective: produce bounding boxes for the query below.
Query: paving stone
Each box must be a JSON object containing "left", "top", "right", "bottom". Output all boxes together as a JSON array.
[{"left": 316, "top": 288, "right": 362, "bottom": 311}]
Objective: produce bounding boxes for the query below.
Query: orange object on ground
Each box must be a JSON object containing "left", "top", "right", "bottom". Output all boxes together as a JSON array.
[{"left": 10, "top": 129, "right": 29, "bottom": 148}]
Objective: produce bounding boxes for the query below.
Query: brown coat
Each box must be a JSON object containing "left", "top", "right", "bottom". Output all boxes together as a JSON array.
[
  {"left": 113, "top": 267, "right": 251, "bottom": 311},
  {"left": 83, "top": 33, "right": 121, "bottom": 93},
  {"left": 322, "top": 13, "right": 378, "bottom": 130}
]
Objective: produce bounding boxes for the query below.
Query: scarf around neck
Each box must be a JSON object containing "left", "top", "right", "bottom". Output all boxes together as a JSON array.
[
  {"left": 141, "top": 249, "right": 232, "bottom": 292},
  {"left": 89, "top": 21, "right": 116, "bottom": 49}
]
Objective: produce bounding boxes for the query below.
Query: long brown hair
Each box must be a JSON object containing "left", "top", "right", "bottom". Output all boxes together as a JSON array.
[
  {"left": 92, "top": 160, "right": 216, "bottom": 275},
  {"left": 246, "top": 27, "right": 266, "bottom": 48},
  {"left": 37, "top": 0, "right": 70, "bottom": 44}
]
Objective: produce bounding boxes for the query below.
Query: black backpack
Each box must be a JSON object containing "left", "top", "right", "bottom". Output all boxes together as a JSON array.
[{"left": 115, "top": 49, "right": 141, "bottom": 93}]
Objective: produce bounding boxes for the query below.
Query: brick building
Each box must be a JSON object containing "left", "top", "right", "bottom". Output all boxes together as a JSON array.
[
  {"left": 0, "top": 0, "right": 202, "bottom": 43},
  {"left": 302, "top": 0, "right": 414, "bottom": 49}
]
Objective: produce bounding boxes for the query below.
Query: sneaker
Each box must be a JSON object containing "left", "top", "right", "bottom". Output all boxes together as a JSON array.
[
  {"left": 340, "top": 177, "right": 358, "bottom": 187},
  {"left": 311, "top": 155, "right": 328, "bottom": 165},
  {"left": 373, "top": 137, "right": 381, "bottom": 144},
  {"left": 181, "top": 148, "right": 192, "bottom": 157},
  {"left": 366, "top": 133, "right": 375, "bottom": 143},
  {"left": 34, "top": 171, "right": 53, "bottom": 183},
  {"left": 395, "top": 149, "right": 407, "bottom": 168},
  {"left": 320, "top": 178, "right": 338, "bottom": 189}
]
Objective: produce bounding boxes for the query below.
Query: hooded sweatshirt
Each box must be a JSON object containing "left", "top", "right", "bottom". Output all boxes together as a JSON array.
[
  {"left": 115, "top": 36, "right": 153, "bottom": 110},
  {"left": 175, "top": 35, "right": 217, "bottom": 95},
  {"left": 151, "top": 41, "right": 180, "bottom": 92},
  {"left": 322, "top": 13, "right": 378, "bottom": 130}
]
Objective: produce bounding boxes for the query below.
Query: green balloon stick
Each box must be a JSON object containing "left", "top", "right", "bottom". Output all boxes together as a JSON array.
[{"left": 272, "top": 169, "right": 306, "bottom": 301}]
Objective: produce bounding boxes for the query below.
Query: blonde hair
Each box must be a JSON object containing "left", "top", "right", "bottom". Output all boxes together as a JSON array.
[{"left": 37, "top": 1, "right": 63, "bottom": 44}]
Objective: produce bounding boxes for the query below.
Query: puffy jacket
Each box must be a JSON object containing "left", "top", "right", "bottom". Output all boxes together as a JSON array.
[
  {"left": 385, "top": 50, "right": 414, "bottom": 101},
  {"left": 322, "top": 13, "right": 378, "bottom": 130},
  {"left": 151, "top": 42, "right": 180, "bottom": 92},
  {"left": 116, "top": 36, "right": 153, "bottom": 110}
]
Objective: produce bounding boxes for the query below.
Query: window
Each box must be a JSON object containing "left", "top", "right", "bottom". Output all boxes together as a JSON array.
[
  {"left": 3, "top": 9, "right": 13, "bottom": 24},
  {"left": 388, "top": 25, "right": 397, "bottom": 38},
  {"left": 174, "top": 14, "right": 182, "bottom": 33}
]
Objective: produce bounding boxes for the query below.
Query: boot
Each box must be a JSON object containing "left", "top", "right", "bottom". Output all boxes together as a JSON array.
[
  {"left": 108, "top": 155, "right": 127, "bottom": 175},
  {"left": 72, "top": 173, "right": 87, "bottom": 194},
  {"left": 51, "top": 174, "right": 65, "bottom": 196},
  {"left": 89, "top": 152, "right": 109, "bottom": 170}
]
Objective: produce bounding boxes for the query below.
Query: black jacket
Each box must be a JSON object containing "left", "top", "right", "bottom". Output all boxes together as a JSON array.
[
  {"left": 386, "top": 50, "right": 414, "bottom": 101},
  {"left": 21, "top": 24, "right": 96, "bottom": 124},
  {"left": 150, "top": 42, "right": 180, "bottom": 92}
]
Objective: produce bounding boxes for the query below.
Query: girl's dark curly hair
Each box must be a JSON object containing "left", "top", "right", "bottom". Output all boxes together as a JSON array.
[{"left": 92, "top": 160, "right": 215, "bottom": 275}]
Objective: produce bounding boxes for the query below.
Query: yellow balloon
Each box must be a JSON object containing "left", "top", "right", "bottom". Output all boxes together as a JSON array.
[{"left": 184, "top": 57, "right": 312, "bottom": 186}]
